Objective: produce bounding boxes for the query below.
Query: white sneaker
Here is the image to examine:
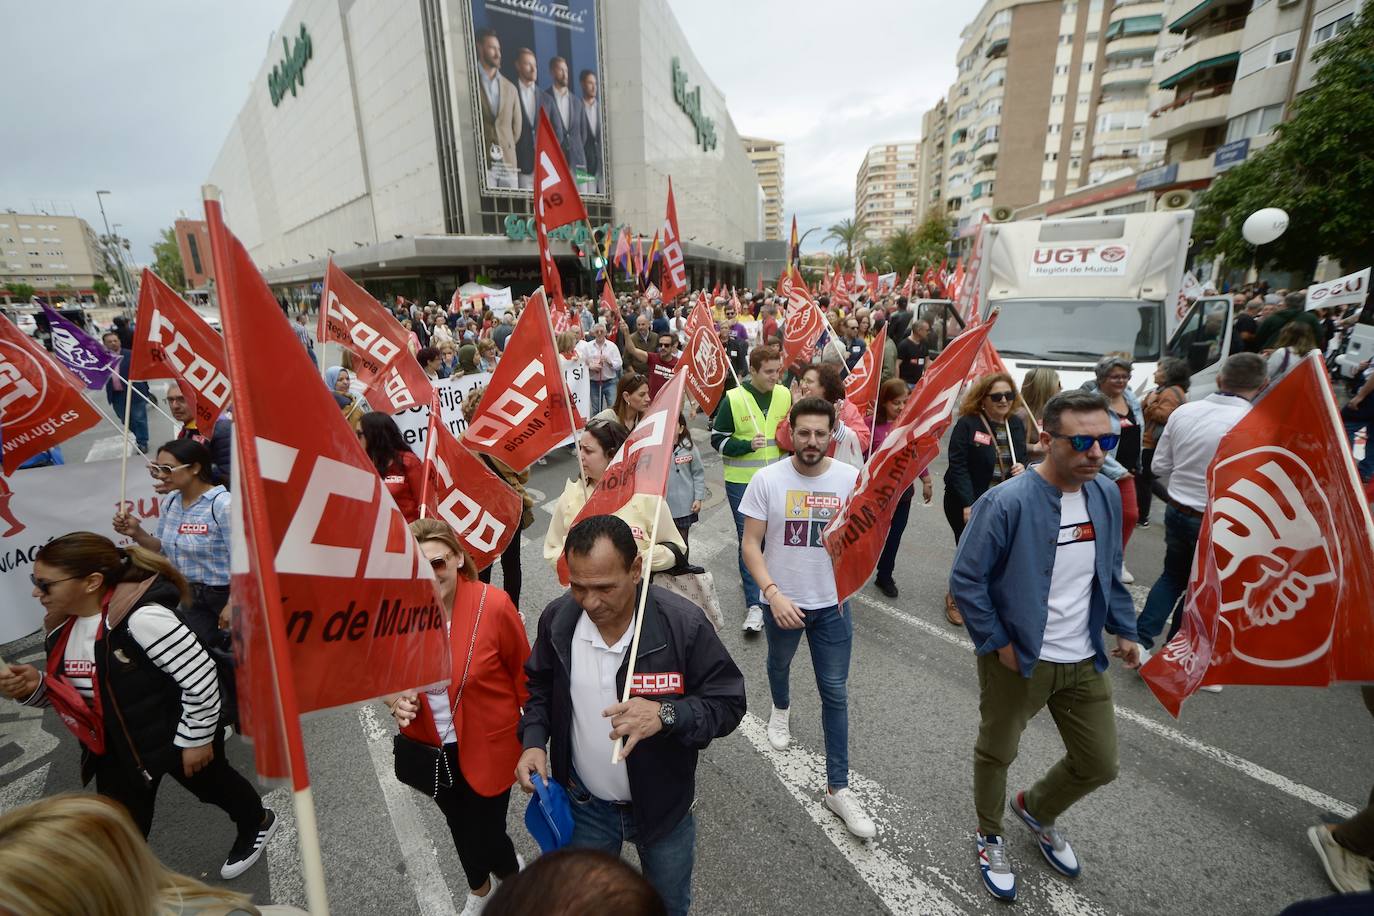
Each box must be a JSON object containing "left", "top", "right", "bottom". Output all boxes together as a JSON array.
[
  {"left": 461, "top": 892, "right": 490, "bottom": 915},
  {"left": 743, "top": 604, "right": 765, "bottom": 633},
  {"left": 767, "top": 706, "right": 791, "bottom": 750},
  {"left": 824, "top": 787, "right": 876, "bottom": 839},
  {"left": 1134, "top": 646, "right": 1151, "bottom": 675},
  {"left": 1121, "top": 565, "right": 1135, "bottom": 584},
  {"left": 1199, "top": 684, "right": 1223, "bottom": 693}
]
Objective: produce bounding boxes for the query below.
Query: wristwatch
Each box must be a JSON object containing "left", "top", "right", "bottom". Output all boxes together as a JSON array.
[{"left": 657, "top": 701, "right": 678, "bottom": 734}]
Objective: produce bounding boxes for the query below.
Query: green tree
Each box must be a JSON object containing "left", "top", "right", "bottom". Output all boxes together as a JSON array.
[
  {"left": 152, "top": 227, "right": 186, "bottom": 292},
  {"left": 5, "top": 281, "right": 35, "bottom": 303},
  {"left": 1194, "top": 14, "right": 1374, "bottom": 273},
  {"left": 825, "top": 218, "right": 864, "bottom": 268},
  {"left": 92, "top": 278, "right": 111, "bottom": 302}
]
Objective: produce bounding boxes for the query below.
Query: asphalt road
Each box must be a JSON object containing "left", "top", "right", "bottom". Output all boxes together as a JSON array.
[{"left": 1, "top": 384, "right": 1369, "bottom": 916}]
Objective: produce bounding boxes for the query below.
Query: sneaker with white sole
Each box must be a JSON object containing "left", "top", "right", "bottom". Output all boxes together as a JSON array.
[
  {"left": 1308, "top": 824, "right": 1373, "bottom": 893},
  {"left": 1198, "top": 684, "right": 1223, "bottom": 693},
  {"left": 1010, "top": 791, "right": 1081, "bottom": 877},
  {"left": 742, "top": 604, "right": 765, "bottom": 633},
  {"left": 767, "top": 706, "right": 791, "bottom": 750},
  {"left": 221, "top": 808, "right": 278, "bottom": 879},
  {"left": 461, "top": 891, "right": 491, "bottom": 915},
  {"left": 976, "top": 832, "right": 1017, "bottom": 901},
  {"left": 824, "top": 787, "right": 876, "bottom": 839},
  {"left": 1120, "top": 565, "right": 1135, "bottom": 584}
]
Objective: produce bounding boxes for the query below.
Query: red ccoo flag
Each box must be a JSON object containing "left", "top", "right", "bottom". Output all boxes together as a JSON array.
[
  {"left": 319, "top": 260, "right": 433, "bottom": 412},
  {"left": 659, "top": 179, "right": 689, "bottom": 302},
  {"left": 1141, "top": 353, "right": 1374, "bottom": 716},
  {"left": 0, "top": 315, "right": 102, "bottom": 472},
  {"left": 419, "top": 410, "right": 523, "bottom": 572},
  {"left": 677, "top": 298, "right": 729, "bottom": 413},
  {"left": 204, "top": 191, "right": 451, "bottom": 790},
  {"left": 462, "top": 288, "right": 580, "bottom": 471},
  {"left": 843, "top": 325, "right": 887, "bottom": 417},
  {"left": 822, "top": 315, "right": 998, "bottom": 602},
  {"left": 130, "top": 269, "right": 232, "bottom": 432},
  {"left": 534, "top": 108, "right": 588, "bottom": 314},
  {"left": 556, "top": 371, "right": 688, "bottom": 585}
]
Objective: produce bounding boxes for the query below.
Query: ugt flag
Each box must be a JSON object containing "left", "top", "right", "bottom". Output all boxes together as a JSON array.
[
  {"left": 40, "top": 302, "right": 117, "bottom": 389},
  {"left": 0, "top": 315, "right": 102, "bottom": 473},
  {"left": 556, "top": 371, "right": 688, "bottom": 586},
  {"left": 781, "top": 294, "right": 828, "bottom": 370},
  {"left": 676, "top": 298, "right": 729, "bottom": 413},
  {"left": 1141, "top": 353, "right": 1374, "bottom": 716},
  {"left": 205, "top": 192, "right": 451, "bottom": 785},
  {"left": 822, "top": 316, "right": 997, "bottom": 602},
  {"left": 462, "top": 288, "right": 580, "bottom": 472},
  {"left": 130, "top": 269, "right": 231, "bottom": 431},
  {"left": 319, "top": 260, "right": 432, "bottom": 413}
]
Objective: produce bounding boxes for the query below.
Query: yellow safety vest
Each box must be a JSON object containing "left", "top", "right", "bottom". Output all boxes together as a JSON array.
[{"left": 722, "top": 384, "right": 791, "bottom": 483}]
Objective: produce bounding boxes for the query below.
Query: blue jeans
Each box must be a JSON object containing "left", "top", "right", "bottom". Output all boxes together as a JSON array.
[
  {"left": 725, "top": 480, "right": 761, "bottom": 608},
  {"left": 763, "top": 602, "right": 853, "bottom": 788},
  {"left": 566, "top": 774, "right": 695, "bottom": 916},
  {"left": 1345, "top": 419, "right": 1374, "bottom": 481},
  {"left": 107, "top": 388, "right": 149, "bottom": 452},
  {"left": 1137, "top": 506, "right": 1202, "bottom": 649},
  {"left": 590, "top": 377, "right": 615, "bottom": 415}
]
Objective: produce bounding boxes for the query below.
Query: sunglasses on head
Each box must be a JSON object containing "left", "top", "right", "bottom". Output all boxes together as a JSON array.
[
  {"left": 1050, "top": 432, "right": 1120, "bottom": 452},
  {"left": 31, "top": 573, "right": 81, "bottom": 595},
  {"left": 147, "top": 462, "right": 191, "bottom": 477},
  {"left": 985, "top": 391, "right": 1015, "bottom": 403}
]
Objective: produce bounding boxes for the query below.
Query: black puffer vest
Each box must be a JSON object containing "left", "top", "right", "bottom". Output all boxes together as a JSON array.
[{"left": 45, "top": 578, "right": 189, "bottom": 784}]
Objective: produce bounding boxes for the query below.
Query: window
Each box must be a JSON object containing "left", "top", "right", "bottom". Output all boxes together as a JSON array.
[
  {"left": 1274, "top": 47, "right": 1294, "bottom": 64},
  {"left": 1042, "top": 179, "right": 1056, "bottom": 190},
  {"left": 1045, "top": 151, "right": 1059, "bottom": 161},
  {"left": 1096, "top": 110, "right": 1145, "bottom": 132},
  {"left": 1224, "top": 104, "right": 1283, "bottom": 142},
  {"left": 1082, "top": 62, "right": 1094, "bottom": 73},
  {"left": 1078, "top": 94, "right": 1090, "bottom": 106},
  {"left": 1051, "top": 94, "right": 1066, "bottom": 104},
  {"left": 1314, "top": 13, "right": 1354, "bottom": 45},
  {"left": 1055, "top": 64, "right": 1070, "bottom": 75},
  {"left": 1049, "top": 123, "right": 1062, "bottom": 134},
  {"left": 988, "top": 9, "right": 1012, "bottom": 28}
]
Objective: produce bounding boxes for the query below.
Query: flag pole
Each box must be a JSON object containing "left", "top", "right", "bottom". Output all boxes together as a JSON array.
[
  {"left": 723, "top": 356, "right": 767, "bottom": 434},
  {"left": 611, "top": 489, "right": 666, "bottom": 765},
  {"left": 543, "top": 290, "right": 591, "bottom": 497},
  {"left": 118, "top": 370, "right": 135, "bottom": 507},
  {"left": 418, "top": 391, "right": 439, "bottom": 519},
  {"left": 86, "top": 397, "right": 152, "bottom": 464},
  {"left": 116, "top": 372, "right": 179, "bottom": 425},
  {"left": 202, "top": 184, "right": 331, "bottom": 916}
]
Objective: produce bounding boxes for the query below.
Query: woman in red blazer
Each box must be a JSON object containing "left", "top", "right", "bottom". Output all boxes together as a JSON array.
[{"left": 389, "top": 518, "right": 530, "bottom": 911}]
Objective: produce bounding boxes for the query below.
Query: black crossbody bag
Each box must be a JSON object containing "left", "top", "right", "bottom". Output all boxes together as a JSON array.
[{"left": 393, "top": 586, "right": 486, "bottom": 796}]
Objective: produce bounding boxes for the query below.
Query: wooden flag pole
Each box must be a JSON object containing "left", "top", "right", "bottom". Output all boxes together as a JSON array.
[
  {"left": 113, "top": 372, "right": 178, "bottom": 425},
  {"left": 611, "top": 489, "right": 666, "bottom": 765},
  {"left": 86, "top": 398, "right": 152, "bottom": 464},
  {"left": 723, "top": 355, "right": 767, "bottom": 435}
]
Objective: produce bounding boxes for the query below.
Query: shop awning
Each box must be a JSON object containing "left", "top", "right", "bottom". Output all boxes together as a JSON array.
[{"left": 1158, "top": 52, "right": 1240, "bottom": 90}]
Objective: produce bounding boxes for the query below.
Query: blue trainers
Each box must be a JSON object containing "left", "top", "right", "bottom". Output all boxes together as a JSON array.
[
  {"left": 976, "top": 831, "right": 1017, "bottom": 901},
  {"left": 1010, "top": 791, "right": 1081, "bottom": 878}
]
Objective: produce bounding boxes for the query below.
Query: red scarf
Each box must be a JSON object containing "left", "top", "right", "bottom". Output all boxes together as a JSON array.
[{"left": 44, "top": 608, "right": 107, "bottom": 755}]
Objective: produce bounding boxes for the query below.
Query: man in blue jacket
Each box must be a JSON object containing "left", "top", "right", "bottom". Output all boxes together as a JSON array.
[
  {"left": 516, "top": 515, "right": 745, "bottom": 916},
  {"left": 951, "top": 389, "right": 1142, "bottom": 903}
]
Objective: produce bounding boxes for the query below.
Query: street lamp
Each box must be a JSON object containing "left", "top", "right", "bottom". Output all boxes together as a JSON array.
[{"left": 95, "top": 190, "right": 133, "bottom": 305}]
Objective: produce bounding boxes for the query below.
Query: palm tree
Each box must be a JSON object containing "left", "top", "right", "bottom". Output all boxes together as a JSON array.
[{"left": 825, "top": 218, "right": 864, "bottom": 268}]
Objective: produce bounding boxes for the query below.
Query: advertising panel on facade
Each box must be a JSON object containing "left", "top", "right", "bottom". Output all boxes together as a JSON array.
[{"left": 466, "top": 0, "right": 608, "bottom": 200}]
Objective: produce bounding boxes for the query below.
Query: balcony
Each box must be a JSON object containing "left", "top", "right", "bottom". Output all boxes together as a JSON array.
[
  {"left": 975, "top": 139, "right": 999, "bottom": 161},
  {"left": 1101, "top": 63, "right": 1153, "bottom": 89},
  {"left": 1148, "top": 84, "right": 1232, "bottom": 140},
  {"left": 1157, "top": 28, "right": 1244, "bottom": 89},
  {"left": 985, "top": 36, "right": 1008, "bottom": 60}
]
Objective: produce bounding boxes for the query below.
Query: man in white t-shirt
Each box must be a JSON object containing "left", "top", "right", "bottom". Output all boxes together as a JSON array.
[
  {"left": 950, "top": 389, "right": 1142, "bottom": 903},
  {"left": 739, "top": 397, "right": 875, "bottom": 840}
]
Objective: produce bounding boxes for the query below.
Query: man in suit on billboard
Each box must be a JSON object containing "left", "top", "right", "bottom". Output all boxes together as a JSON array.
[
  {"left": 514, "top": 47, "right": 540, "bottom": 190},
  {"left": 539, "top": 56, "right": 587, "bottom": 177},
  {"left": 579, "top": 69, "right": 602, "bottom": 195},
  {"left": 475, "top": 29, "right": 520, "bottom": 189}
]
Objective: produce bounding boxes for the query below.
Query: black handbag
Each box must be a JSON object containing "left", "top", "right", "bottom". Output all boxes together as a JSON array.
[{"left": 392, "top": 586, "right": 486, "bottom": 797}]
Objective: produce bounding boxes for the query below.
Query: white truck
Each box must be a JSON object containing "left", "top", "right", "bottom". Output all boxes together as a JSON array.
[{"left": 973, "top": 210, "right": 1196, "bottom": 392}]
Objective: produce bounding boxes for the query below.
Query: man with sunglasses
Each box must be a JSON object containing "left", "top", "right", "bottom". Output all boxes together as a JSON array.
[
  {"left": 950, "top": 389, "right": 1142, "bottom": 902},
  {"left": 621, "top": 330, "right": 679, "bottom": 398}
]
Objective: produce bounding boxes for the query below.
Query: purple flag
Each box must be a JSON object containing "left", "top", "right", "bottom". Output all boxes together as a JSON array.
[{"left": 40, "top": 302, "right": 117, "bottom": 389}]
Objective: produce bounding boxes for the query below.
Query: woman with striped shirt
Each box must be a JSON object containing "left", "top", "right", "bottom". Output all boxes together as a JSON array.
[{"left": 0, "top": 533, "right": 275, "bottom": 880}]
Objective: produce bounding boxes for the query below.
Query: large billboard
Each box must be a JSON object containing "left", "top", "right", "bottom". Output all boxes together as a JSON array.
[{"left": 466, "top": 0, "right": 608, "bottom": 199}]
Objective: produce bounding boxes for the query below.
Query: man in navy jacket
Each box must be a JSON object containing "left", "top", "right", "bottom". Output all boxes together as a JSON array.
[
  {"left": 951, "top": 389, "right": 1141, "bottom": 903},
  {"left": 517, "top": 515, "right": 745, "bottom": 916}
]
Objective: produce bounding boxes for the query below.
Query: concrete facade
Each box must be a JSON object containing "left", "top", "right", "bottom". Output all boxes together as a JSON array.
[
  {"left": 742, "top": 136, "right": 785, "bottom": 241},
  {"left": 207, "top": 0, "right": 761, "bottom": 300},
  {"left": 855, "top": 141, "right": 922, "bottom": 242},
  {"left": 0, "top": 211, "right": 107, "bottom": 300},
  {"left": 174, "top": 219, "right": 215, "bottom": 291}
]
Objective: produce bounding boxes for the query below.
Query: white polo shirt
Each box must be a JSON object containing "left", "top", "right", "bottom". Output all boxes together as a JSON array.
[
  {"left": 1152, "top": 393, "right": 1252, "bottom": 511},
  {"left": 570, "top": 611, "right": 633, "bottom": 802}
]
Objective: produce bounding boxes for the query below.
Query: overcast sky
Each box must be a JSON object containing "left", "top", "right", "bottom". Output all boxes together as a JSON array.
[{"left": 0, "top": 1, "right": 964, "bottom": 265}]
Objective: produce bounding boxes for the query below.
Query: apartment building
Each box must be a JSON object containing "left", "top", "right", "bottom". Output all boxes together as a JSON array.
[
  {"left": 855, "top": 142, "right": 922, "bottom": 241},
  {"left": 742, "top": 136, "right": 786, "bottom": 241},
  {"left": 1017, "top": 0, "right": 1361, "bottom": 219},
  {"left": 935, "top": 0, "right": 1170, "bottom": 240},
  {"left": 916, "top": 100, "right": 948, "bottom": 223},
  {"left": 0, "top": 211, "right": 108, "bottom": 301}
]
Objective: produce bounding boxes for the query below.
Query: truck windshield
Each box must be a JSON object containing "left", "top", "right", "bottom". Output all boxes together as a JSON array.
[{"left": 986, "top": 298, "right": 1162, "bottom": 362}]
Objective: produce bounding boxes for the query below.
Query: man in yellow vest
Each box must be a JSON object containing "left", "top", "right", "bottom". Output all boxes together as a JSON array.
[{"left": 711, "top": 344, "right": 790, "bottom": 632}]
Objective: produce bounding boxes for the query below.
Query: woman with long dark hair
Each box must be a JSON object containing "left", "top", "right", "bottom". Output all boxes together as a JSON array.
[
  {"left": 1138, "top": 357, "right": 1190, "bottom": 527},
  {"left": 113, "top": 439, "right": 230, "bottom": 638},
  {"left": 0, "top": 533, "right": 274, "bottom": 879},
  {"left": 867, "top": 379, "right": 933, "bottom": 598},
  {"left": 359, "top": 411, "right": 428, "bottom": 523},
  {"left": 942, "top": 372, "right": 1027, "bottom": 624},
  {"left": 389, "top": 519, "right": 528, "bottom": 914}
]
